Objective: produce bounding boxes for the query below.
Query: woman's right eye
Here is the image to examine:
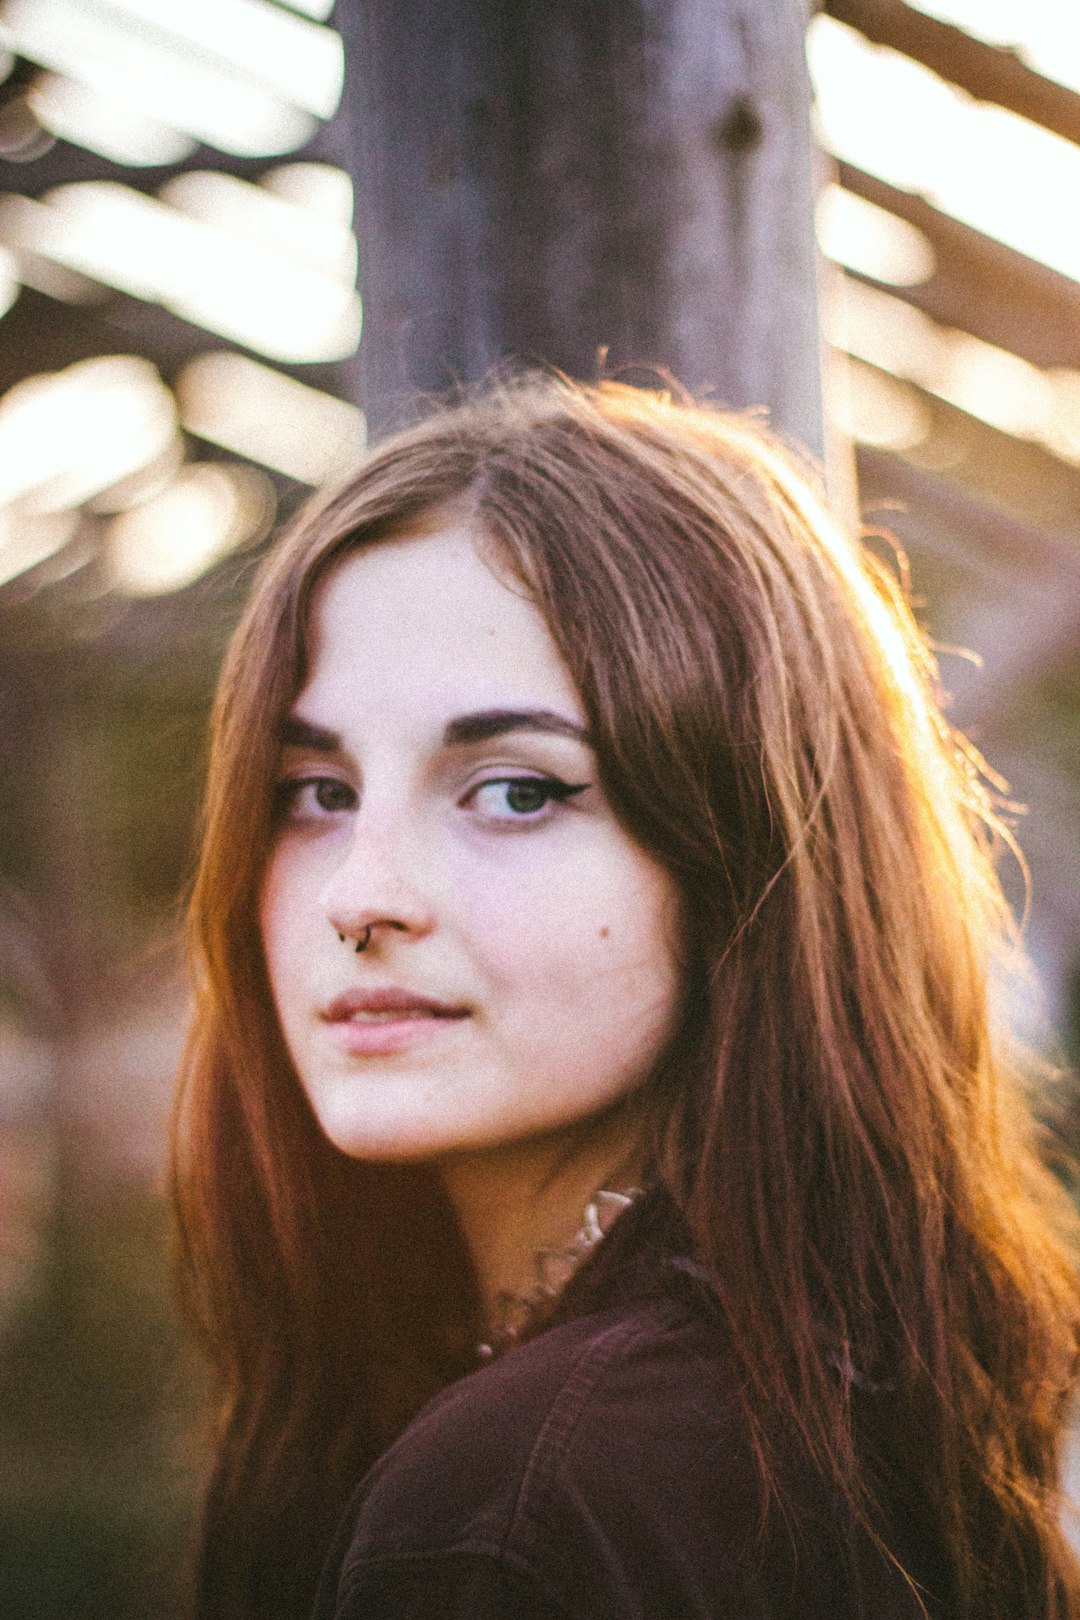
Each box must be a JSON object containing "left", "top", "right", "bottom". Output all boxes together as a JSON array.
[{"left": 274, "top": 776, "right": 357, "bottom": 819}]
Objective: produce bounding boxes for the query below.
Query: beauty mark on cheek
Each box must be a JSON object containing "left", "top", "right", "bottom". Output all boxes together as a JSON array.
[{"left": 599, "top": 926, "right": 610, "bottom": 939}]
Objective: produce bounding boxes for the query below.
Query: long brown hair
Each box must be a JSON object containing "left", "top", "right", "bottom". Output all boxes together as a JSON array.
[{"left": 174, "top": 376, "right": 1080, "bottom": 1619}]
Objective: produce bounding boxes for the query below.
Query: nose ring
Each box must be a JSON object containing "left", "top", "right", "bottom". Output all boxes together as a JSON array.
[{"left": 337, "top": 926, "right": 372, "bottom": 953}]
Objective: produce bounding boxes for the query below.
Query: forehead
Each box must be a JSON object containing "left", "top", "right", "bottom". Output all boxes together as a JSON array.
[{"left": 298, "top": 522, "right": 584, "bottom": 723}]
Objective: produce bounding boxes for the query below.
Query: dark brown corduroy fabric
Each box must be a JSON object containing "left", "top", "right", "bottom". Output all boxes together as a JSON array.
[{"left": 311, "top": 1190, "right": 942, "bottom": 1620}]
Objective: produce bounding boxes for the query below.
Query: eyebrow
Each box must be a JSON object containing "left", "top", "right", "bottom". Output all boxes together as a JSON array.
[
  {"left": 277, "top": 715, "right": 343, "bottom": 751},
  {"left": 277, "top": 708, "right": 591, "bottom": 752},
  {"left": 441, "top": 709, "right": 591, "bottom": 747}
]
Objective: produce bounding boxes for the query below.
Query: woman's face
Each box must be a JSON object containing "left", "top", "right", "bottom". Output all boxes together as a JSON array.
[{"left": 259, "top": 521, "right": 682, "bottom": 1164}]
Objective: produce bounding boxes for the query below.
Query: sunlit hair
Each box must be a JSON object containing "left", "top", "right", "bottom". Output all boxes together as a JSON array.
[{"left": 174, "top": 376, "right": 1080, "bottom": 1620}]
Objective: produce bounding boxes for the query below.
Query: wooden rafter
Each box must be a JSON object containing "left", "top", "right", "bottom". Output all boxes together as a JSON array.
[
  {"left": 823, "top": 0, "right": 1080, "bottom": 149},
  {"left": 842, "top": 355, "right": 1080, "bottom": 540},
  {"left": 837, "top": 162, "right": 1080, "bottom": 372}
]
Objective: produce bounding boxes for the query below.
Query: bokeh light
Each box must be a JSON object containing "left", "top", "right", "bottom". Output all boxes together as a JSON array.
[
  {"left": 0, "top": 162, "right": 362, "bottom": 361},
  {"left": 177, "top": 350, "right": 366, "bottom": 485},
  {"left": 0, "top": 0, "right": 331, "bottom": 157},
  {"left": 105, "top": 461, "right": 275, "bottom": 595},
  {"left": 816, "top": 183, "right": 936, "bottom": 287},
  {"left": 27, "top": 72, "right": 195, "bottom": 167},
  {"left": 0, "top": 354, "right": 178, "bottom": 513}
]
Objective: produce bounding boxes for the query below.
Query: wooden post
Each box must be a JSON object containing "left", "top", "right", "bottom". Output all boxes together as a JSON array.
[{"left": 335, "top": 0, "right": 824, "bottom": 455}]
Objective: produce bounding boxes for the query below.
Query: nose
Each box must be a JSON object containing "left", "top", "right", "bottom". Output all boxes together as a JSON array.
[{"left": 319, "top": 804, "right": 437, "bottom": 950}]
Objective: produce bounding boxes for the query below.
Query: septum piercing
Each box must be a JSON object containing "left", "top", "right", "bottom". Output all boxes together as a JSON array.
[{"left": 338, "top": 925, "right": 372, "bottom": 953}]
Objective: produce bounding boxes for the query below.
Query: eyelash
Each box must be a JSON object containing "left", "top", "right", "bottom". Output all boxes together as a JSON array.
[
  {"left": 272, "top": 774, "right": 589, "bottom": 825},
  {"left": 463, "top": 776, "right": 589, "bottom": 822},
  {"left": 273, "top": 776, "right": 357, "bottom": 819}
]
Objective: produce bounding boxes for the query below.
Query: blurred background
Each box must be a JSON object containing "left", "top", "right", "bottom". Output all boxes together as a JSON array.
[{"left": 0, "top": 1, "right": 1077, "bottom": 1615}]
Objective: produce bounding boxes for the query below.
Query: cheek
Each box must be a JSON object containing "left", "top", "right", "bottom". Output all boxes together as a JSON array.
[
  {"left": 258, "top": 846, "right": 320, "bottom": 1005},
  {"left": 465, "top": 846, "right": 681, "bottom": 1036}
]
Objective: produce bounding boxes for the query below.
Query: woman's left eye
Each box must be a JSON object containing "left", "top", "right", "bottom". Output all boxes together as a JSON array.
[
  {"left": 274, "top": 775, "right": 357, "bottom": 819},
  {"left": 465, "top": 776, "right": 589, "bottom": 822}
]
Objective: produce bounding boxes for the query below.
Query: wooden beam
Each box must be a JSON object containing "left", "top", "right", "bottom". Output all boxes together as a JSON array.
[
  {"left": 335, "top": 0, "right": 824, "bottom": 452},
  {"left": 837, "top": 163, "right": 1080, "bottom": 372},
  {"left": 842, "top": 356, "right": 1080, "bottom": 541},
  {"left": 823, "top": 0, "right": 1080, "bottom": 149},
  {"left": 855, "top": 443, "right": 1080, "bottom": 729},
  {"left": 856, "top": 441, "right": 1080, "bottom": 580}
]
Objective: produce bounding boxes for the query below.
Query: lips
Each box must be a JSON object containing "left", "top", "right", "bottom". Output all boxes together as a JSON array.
[
  {"left": 320, "top": 985, "right": 470, "bottom": 1058},
  {"left": 323, "top": 986, "right": 471, "bottom": 1024}
]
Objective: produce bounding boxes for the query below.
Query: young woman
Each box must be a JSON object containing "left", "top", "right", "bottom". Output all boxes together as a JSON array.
[{"left": 173, "top": 376, "right": 1080, "bottom": 1620}]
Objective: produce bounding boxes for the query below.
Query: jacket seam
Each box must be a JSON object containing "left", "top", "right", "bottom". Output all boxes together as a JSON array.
[{"left": 500, "top": 1297, "right": 681, "bottom": 1560}]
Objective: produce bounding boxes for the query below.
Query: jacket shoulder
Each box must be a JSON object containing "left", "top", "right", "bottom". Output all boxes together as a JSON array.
[
  {"left": 324, "top": 1292, "right": 798, "bottom": 1620},
  {"left": 341, "top": 1293, "right": 709, "bottom": 1566}
]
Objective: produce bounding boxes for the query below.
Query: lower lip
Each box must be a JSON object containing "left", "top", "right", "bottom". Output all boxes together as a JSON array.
[{"left": 324, "top": 1013, "right": 470, "bottom": 1056}]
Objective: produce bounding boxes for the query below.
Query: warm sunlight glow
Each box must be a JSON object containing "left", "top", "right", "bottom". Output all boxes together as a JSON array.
[
  {"left": 27, "top": 72, "right": 195, "bottom": 167},
  {"left": 0, "top": 181, "right": 362, "bottom": 363},
  {"left": 0, "top": 242, "right": 17, "bottom": 319},
  {"left": 161, "top": 169, "right": 357, "bottom": 284},
  {"left": 100, "top": 0, "right": 345, "bottom": 121},
  {"left": 0, "top": 506, "right": 78, "bottom": 588},
  {"left": 106, "top": 462, "right": 275, "bottom": 596},
  {"left": 808, "top": 15, "right": 1080, "bottom": 286},
  {"left": 816, "top": 183, "right": 935, "bottom": 287},
  {"left": 261, "top": 163, "right": 354, "bottom": 228},
  {"left": 825, "top": 277, "right": 1077, "bottom": 458},
  {"left": 176, "top": 351, "right": 366, "bottom": 485},
  {"left": 828, "top": 354, "right": 932, "bottom": 452},
  {"left": 1044, "top": 371, "right": 1080, "bottom": 466},
  {"left": 0, "top": 0, "right": 317, "bottom": 157},
  {"left": 0, "top": 193, "right": 105, "bottom": 302},
  {"left": 0, "top": 356, "right": 178, "bottom": 513}
]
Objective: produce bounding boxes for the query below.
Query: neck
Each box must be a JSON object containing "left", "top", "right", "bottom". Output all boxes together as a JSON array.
[{"left": 437, "top": 1122, "right": 645, "bottom": 1331}]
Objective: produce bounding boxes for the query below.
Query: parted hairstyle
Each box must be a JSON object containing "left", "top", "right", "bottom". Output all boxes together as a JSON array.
[{"left": 174, "top": 375, "right": 1080, "bottom": 1620}]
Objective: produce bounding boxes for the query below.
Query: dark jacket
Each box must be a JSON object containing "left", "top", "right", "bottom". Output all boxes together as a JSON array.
[{"left": 312, "top": 1190, "right": 941, "bottom": 1620}]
